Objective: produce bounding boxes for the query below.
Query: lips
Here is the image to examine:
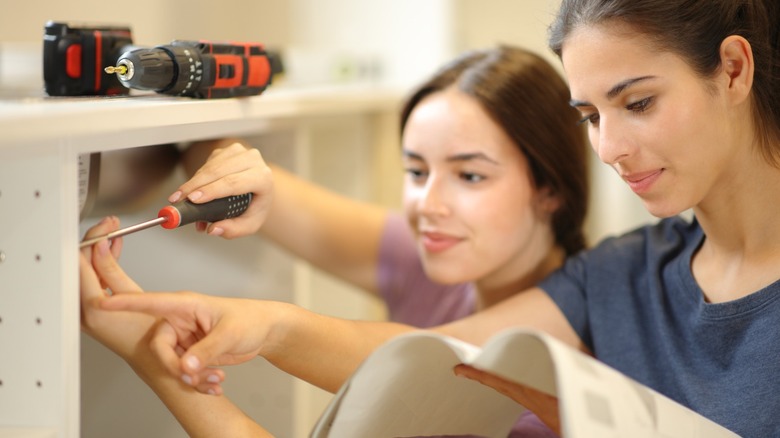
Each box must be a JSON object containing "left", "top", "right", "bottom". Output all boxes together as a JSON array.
[
  {"left": 622, "top": 169, "right": 663, "bottom": 194},
  {"left": 420, "top": 231, "right": 463, "bottom": 253}
]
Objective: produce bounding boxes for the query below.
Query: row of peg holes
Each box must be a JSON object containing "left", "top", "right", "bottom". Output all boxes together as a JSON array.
[
  {"left": 0, "top": 190, "right": 39, "bottom": 197},
  {"left": 0, "top": 316, "right": 45, "bottom": 389},
  {"left": 0, "top": 380, "right": 44, "bottom": 388},
  {"left": 0, "top": 190, "right": 45, "bottom": 389},
  {"left": 0, "top": 190, "right": 43, "bottom": 263}
]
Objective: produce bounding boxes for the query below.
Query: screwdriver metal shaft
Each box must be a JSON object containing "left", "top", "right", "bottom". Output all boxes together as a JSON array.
[{"left": 79, "top": 217, "right": 166, "bottom": 248}]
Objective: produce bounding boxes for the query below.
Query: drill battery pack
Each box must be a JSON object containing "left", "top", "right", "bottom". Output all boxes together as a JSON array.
[{"left": 43, "top": 21, "right": 134, "bottom": 96}]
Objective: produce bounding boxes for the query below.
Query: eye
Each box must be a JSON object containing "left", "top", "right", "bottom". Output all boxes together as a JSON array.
[
  {"left": 627, "top": 96, "right": 654, "bottom": 114},
  {"left": 404, "top": 167, "right": 428, "bottom": 183},
  {"left": 577, "top": 113, "right": 600, "bottom": 127},
  {"left": 460, "top": 172, "right": 486, "bottom": 183}
]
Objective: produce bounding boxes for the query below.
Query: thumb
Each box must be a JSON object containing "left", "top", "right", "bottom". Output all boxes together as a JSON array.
[
  {"left": 180, "top": 319, "right": 239, "bottom": 373},
  {"left": 176, "top": 322, "right": 240, "bottom": 388}
]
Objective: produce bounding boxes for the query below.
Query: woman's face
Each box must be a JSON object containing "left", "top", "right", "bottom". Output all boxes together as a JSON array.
[
  {"left": 402, "top": 88, "right": 556, "bottom": 286},
  {"left": 562, "top": 24, "right": 739, "bottom": 218}
]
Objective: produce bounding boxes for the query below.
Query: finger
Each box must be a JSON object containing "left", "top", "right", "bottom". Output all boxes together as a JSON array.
[
  {"left": 189, "top": 151, "right": 269, "bottom": 204},
  {"left": 180, "top": 138, "right": 239, "bottom": 180},
  {"left": 91, "top": 239, "right": 142, "bottom": 295},
  {"left": 453, "top": 364, "right": 489, "bottom": 382},
  {"left": 80, "top": 216, "right": 121, "bottom": 262},
  {"left": 179, "top": 321, "right": 240, "bottom": 377},
  {"left": 101, "top": 292, "right": 191, "bottom": 316},
  {"left": 150, "top": 321, "right": 225, "bottom": 395},
  {"left": 83, "top": 216, "right": 120, "bottom": 239},
  {"left": 171, "top": 142, "right": 259, "bottom": 203},
  {"left": 195, "top": 221, "right": 208, "bottom": 233},
  {"left": 109, "top": 235, "right": 123, "bottom": 260},
  {"left": 151, "top": 321, "right": 191, "bottom": 378},
  {"left": 79, "top": 252, "right": 109, "bottom": 332},
  {"left": 192, "top": 368, "right": 226, "bottom": 395},
  {"left": 454, "top": 364, "right": 515, "bottom": 391},
  {"left": 204, "top": 169, "right": 274, "bottom": 238},
  {"left": 79, "top": 252, "right": 107, "bottom": 303}
]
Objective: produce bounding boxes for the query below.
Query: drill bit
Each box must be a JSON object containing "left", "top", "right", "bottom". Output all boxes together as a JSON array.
[{"left": 104, "top": 65, "right": 128, "bottom": 75}]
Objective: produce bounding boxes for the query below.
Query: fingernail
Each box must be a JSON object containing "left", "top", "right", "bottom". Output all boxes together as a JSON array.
[
  {"left": 181, "top": 374, "right": 193, "bottom": 385},
  {"left": 207, "top": 374, "right": 220, "bottom": 383},
  {"left": 207, "top": 388, "right": 217, "bottom": 395},
  {"left": 168, "top": 191, "right": 182, "bottom": 203},
  {"left": 209, "top": 227, "right": 224, "bottom": 236},
  {"left": 185, "top": 355, "right": 200, "bottom": 371},
  {"left": 188, "top": 191, "right": 203, "bottom": 202}
]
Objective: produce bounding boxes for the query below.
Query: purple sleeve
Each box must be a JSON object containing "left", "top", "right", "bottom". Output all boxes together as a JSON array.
[{"left": 377, "top": 214, "right": 475, "bottom": 328}]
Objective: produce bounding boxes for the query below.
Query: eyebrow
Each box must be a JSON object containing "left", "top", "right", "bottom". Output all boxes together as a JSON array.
[
  {"left": 402, "top": 150, "right": 500, "bottom": 165},
  {"left": 569, "top": 75, "right": 657, "bottom": 108}
]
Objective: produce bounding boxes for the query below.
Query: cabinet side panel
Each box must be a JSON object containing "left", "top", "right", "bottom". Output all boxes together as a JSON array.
[{"left": 0, "top": 152, "right": 68, "bottom": 432}]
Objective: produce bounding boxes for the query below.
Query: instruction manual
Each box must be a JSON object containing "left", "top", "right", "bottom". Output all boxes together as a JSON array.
[{"left": 310, "top": 328, "right": 738, "bottom": 438}]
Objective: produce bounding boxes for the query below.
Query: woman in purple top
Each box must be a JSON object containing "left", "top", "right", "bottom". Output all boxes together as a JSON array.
[{"left": 80, "top": 45, "right": 589, "bottom": 437}]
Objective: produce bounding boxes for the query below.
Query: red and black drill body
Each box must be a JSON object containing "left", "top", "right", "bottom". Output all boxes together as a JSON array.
[
  {"left": 112, "top": 40, "right": 273, "bottom": 98},
  {"left": 43, "top": 21, "right": 134, "bottom": 96}
]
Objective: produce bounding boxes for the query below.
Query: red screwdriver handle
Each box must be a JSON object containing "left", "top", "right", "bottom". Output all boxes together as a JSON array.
[{"left": 157, "top": 193, "right": 253, "bottom": 229}]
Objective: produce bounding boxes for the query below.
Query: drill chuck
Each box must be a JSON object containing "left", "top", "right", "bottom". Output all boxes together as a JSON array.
[{"left": 112, "top": 45, "right": 202, "bottom": 94}]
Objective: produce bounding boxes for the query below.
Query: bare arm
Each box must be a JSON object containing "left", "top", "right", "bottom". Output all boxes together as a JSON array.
[
  {"left": 101, "top": 278, "right": 582, "bottom": 395},
  {"left": 130, "top": 349, "right": 272, "bottom": 438},
  {"left": 80, "top": 219, "right": 272, "bottom": 438},
  {"left": 181, "top": 138, "right": 390, "bottom": 295},
  {"left": 434, "top": 286, "right": 584, "bottom": 350},
  {"left": 258, "top": 164, "right": 388, "bottom": 294}
]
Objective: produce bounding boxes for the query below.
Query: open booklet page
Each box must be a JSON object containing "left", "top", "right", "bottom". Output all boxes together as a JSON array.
[{"left": 311, "top": 328, "right": 738, "bottom": 438}]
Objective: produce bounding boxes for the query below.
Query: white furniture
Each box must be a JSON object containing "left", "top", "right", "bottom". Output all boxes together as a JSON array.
[{"left": 0, "top": 86, "right": 400, "bottom": 437}]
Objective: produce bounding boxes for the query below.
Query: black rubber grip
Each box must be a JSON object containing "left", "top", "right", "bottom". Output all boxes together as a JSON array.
[{"left": 159, "top": 193, "right": 253, "bottom": 229}]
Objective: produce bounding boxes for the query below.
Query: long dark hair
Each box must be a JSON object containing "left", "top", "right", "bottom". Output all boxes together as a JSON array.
[
  {"left": 400, "top": 46, "right": 589, "bottom": 256},
  {"left": 549, "top": 0, "right": 780, "bottom": 166}
]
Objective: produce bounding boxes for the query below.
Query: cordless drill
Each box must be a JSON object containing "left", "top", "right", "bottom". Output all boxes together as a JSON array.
[{"left": 104, "top": 40, "right": 273, "bottom": 99}]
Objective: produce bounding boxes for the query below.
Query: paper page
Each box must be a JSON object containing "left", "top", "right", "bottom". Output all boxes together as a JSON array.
[
  {"left": 471, "top": 328, "right": 558, "bottom": 397},
  {"left": 311, "top": 331, "right": 525, "bottom": 438},
  {"left": 537, "top": 333, "right": 740, "bottom": 438},
  {"left": 312, "top": 328, "right": 738, "bottom": 438}
]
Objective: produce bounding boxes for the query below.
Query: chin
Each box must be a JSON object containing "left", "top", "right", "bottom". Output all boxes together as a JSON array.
[
  {"left": 642, "top": 198, "right": 691, "bottom": 219},
  {"left": 422, "top": 262, "right": 474, "bottom": 285}
]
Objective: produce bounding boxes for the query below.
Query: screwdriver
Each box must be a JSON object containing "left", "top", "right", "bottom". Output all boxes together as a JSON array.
[{"left": 79, "top": 193, "right": 252, "bottom": 248}]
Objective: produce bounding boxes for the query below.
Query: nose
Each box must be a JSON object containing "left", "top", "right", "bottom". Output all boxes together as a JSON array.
[
  {"left": 592, "top": 118, "right": 630, "bottom": 165},
  {"left": 416, "top": 175, "right": 451, "bottom": 218}
]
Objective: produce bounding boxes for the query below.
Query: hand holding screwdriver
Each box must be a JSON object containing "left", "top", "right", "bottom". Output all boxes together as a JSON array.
[
  {"left": 175, "top": 138, "right": 274, "bottom": 239},
  {"left": 80, "top": 194, "right": 252, "bottom": 248}
]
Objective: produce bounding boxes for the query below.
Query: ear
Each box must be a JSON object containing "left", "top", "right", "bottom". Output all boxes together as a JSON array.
[
  {"left": 719, "top": 35, "right": 754, "bottom": 106},
  {"left": 535, "top": 186, "right": 562, "bottom": 216}
]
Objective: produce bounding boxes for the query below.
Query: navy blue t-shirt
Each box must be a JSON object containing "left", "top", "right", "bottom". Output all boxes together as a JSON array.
[{"left": 540, "top": 215, "right": 780, "bottom": 437}]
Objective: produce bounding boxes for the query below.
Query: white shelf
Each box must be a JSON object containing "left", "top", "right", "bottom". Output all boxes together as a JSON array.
[
  {"left": 0, "top": 85, "right": 403, "bottom": 153},
  {"left": 0, "top": 85, "right": 401, "bottom": 437}
]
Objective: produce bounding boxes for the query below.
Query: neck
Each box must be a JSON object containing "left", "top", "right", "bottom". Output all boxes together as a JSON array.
[
  {"left": 692, "top": 148, "right": 780, "bottom": 302},
  {"left": 473, "top": 245, "right": 566, "bottom": 310}
]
